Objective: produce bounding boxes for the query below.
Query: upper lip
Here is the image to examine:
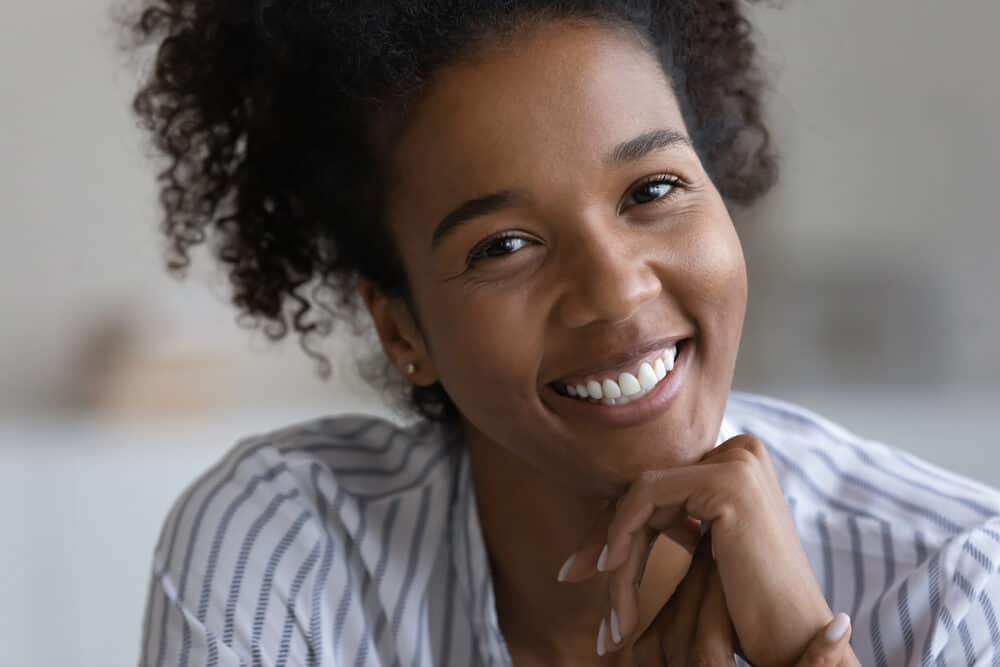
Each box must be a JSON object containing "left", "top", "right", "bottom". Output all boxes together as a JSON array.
[{"left": 546, "top": 334, "right": 692, "bottom": 387}]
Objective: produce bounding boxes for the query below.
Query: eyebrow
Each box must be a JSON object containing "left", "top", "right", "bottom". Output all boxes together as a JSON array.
[
  {"left": 429, "top": 127, "right": 694, "bottom": 250},
  {"left": 604, "top": 127, "right": 694, "bottom": 166}
]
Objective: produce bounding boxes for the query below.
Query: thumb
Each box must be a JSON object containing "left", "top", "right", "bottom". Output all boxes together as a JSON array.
[{"left": 795, "top": 612, "right": 852, "bottom": 666}]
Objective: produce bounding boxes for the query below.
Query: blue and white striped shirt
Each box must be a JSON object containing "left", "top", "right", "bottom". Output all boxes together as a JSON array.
[{"left": 139, "top": 390, "right": 1000, "bottom": 665}]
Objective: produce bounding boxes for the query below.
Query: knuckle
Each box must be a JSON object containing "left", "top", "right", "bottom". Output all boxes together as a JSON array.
[
  {"left": 721, "top": 459, "right": 756, "bottom": 494},
  {"left": 690, "top": 485, "right": 736, "bottom": 521},
  {"left": 737, "top": 433, "right": 767, "bottom": 458},
  {"left": 727, "top": 446, "right": 758, "bottom": 467}
]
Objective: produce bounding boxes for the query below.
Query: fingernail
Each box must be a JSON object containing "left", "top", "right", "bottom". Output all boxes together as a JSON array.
[
  {"left": 596, "top": 617, "right": 608, "bottom": 656},
  {"left": 610, "top": 607, "right": 622, "bottom": 644},
  {"left": 824, "top": 612, "right": 851, "bottom": 642},
  {"left": 596, "top": 544, "right": 609, "bottom": 572},
  {"left": 557, "top": 553, "right": 575, "bottom": 582}
]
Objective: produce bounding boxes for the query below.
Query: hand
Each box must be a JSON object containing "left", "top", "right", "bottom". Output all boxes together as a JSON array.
[
  {"left": 795, "top": 612, "right": 858, "bottom": 666},
  {"left": 645, "top": 532, "right": 741, "bottom": 665},
  {"left": 560, "top": 434, "right": 838, "bottom": 667},
  {"left": 621, "top": 533, "right": 856, "bottom": 666}
]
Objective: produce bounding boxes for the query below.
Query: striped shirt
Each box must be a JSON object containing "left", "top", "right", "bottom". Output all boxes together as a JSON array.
[{"left": 139, "top": 390, "right": 1000, "bottom": 666}]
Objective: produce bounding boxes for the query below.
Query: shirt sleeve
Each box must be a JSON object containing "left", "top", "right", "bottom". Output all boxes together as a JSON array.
[
  {"left": 137, "top": 440, "right": 334, "bottom": 667},
  {"left": 915, "top": 515, "right": 1000, "bottom": 666},
  {"left": 140, "top": 568, "right": 247, "bottom": 667}
]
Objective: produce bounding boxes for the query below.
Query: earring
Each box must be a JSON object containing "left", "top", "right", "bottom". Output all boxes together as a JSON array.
[{"left": 405, "top": 362, "right": 417, "bottom": 375}]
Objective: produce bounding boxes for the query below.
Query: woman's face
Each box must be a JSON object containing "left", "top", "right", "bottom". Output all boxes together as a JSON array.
[{"left": 380, "top": 18, "right": 748, "bottom": 496}]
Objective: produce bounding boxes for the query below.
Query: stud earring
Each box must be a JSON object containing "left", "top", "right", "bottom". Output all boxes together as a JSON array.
[{"left": 405, "top": 362, "right": 417, "bottom": 375}]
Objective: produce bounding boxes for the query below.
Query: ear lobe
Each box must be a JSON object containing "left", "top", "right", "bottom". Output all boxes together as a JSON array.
[{"left": 356, "top": 275, "right": 435, "bottom": 383}]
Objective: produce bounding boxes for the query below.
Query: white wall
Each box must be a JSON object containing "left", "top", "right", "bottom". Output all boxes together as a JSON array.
[{"left": 738, "top": 0, "right": 1000, "bottom": 393}]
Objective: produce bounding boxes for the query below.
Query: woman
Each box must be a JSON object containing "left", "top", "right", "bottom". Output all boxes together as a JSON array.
[{"left": 124, "top": 1, "right": 1000, "bottom": 665}]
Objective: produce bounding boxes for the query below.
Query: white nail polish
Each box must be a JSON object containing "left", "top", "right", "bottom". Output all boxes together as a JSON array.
[
  {"left": 596, "top": 617, "right": 608, "bottom": 656},
  {"left": 596, "top": 544, "right": 608, "bottom": 572},
  {"left": 610, "top": 607, "right": 622, "bottom": 644},
  {"left": 825, "top": 612, "right": 851, "bottom": 642},
  {"left": 557, "top": 553, "right": 575, "bottom": 582}
]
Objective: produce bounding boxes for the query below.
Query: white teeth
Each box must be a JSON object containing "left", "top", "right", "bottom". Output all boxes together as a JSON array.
[
  {"left": 601, "top": 378, "right": 622, "bottom": 398},
  {"left": 558, "top": 342, "right": 684, "bottom": 402},
  {"left": 586, "top": 380, "right": 603, "bottom": 400},
  {"left": 618, "top": 372, "right": 641, "bottom": 396},
  {"left": 663, "top": 345, "right": 676, "bottom": 371},
  {"left": 638, "top": 362, "right": 658, "bottom": 391}
]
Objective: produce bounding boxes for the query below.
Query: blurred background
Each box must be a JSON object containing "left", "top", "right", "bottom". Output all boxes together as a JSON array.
[{"left": 2, "top": 1, "right": 998, "bottom": 664}]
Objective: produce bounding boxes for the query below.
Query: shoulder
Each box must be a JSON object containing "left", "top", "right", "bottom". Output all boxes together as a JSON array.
[
  {"left": 723, "top": 390, "right": 1000, "bottom": 539},
  {"left": 139, "top": 412, "right": 461, "bottom": 666}
]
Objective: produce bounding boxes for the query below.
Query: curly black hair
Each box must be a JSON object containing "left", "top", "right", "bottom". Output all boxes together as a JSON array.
[{"left": 116, "top": 0, "right": 779, "bottom": 429}]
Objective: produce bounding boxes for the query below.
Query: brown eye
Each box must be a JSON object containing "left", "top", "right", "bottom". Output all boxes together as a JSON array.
[
  {"left": 467, "top": 233, "right": 534, "bottom": 266},
  {"left": 623, "top": 174, "right": 685, "bottom": 208}
]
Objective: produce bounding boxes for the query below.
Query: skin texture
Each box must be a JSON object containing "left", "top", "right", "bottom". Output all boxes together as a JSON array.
[{"left": 357, "top": 18, "right": 855, "bottom": 666}]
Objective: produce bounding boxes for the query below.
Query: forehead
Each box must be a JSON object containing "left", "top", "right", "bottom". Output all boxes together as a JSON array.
[{"left": 385, "top": 19, "right": 689, "bottom": 230}]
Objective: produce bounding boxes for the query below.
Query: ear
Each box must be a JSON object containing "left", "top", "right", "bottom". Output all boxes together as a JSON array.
[{"left": 356, "top": 275, "right": 436, "bottom": 385}]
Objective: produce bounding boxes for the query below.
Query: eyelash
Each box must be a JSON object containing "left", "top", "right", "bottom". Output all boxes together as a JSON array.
[{"left": 465, "top": 174, "right": 687, "bottom": 267}]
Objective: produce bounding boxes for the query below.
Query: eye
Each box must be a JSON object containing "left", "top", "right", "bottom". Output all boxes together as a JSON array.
[
  {"left": 466, "top": 232, "right": 535, "bottom": 267},
  {"left": 622, "top": 173, "right": 686, "bottom": 209}
]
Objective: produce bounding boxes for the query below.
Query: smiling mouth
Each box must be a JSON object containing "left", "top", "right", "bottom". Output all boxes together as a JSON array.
[{"left": 548, "top": 338, "right": 690, "bottom": 405}]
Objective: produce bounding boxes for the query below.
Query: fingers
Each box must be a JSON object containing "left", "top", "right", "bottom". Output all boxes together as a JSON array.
[
  {"left": 605, "top": 465, "right": 726, "bottom": 570},
  {"left": 659, "top": 514, "right": 705, "bottom": 557},
  {"left": 689, "top": 547, "right": 738, "bottom": 666},
  {"left": 659, "top": 540, "right": 714, "bottom": 665},
  {"left": 700, "top": 433, "right": 769, "bottom": 467},
  {"left": 604, "top": 528, "right": 656, "bottom": 652},
  {"left": 703, "top": 434, "right": 784, "bottom": 502},
  {"left": 795, "top": 613, "right": 853, "bottom": 667},
  {"left": 605, "top": 436, "right": 783, "bottom": 573},
  {"left": 556, "top": 540, "right": 606, "bottom": 583}
]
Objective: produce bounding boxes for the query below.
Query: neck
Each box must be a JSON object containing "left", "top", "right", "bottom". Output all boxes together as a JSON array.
[{"left": 463, "top": 425, "right": 694, "bottom": 665}]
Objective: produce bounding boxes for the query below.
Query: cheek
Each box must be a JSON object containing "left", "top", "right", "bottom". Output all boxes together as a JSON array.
[
  {"left": 424, "top": 292, "right": 544, "bottom": 397},
  {"left": 676, "top": 218, "right": 747, "bottom": 313}
]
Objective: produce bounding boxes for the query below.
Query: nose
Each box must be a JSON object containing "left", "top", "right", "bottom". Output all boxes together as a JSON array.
[{"left": 555, "top": 223, "right": 662, "bottom": 329}]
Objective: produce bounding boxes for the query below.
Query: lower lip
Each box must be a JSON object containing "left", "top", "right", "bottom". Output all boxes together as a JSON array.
[{"left": 541, "top": 339, "right": 693, "bottom": 428}]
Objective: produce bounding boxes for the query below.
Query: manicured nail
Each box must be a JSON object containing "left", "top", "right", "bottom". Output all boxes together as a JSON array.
[
  {"left": 610, "top": 607, "right": 622, "bottom": 644},
  {"left": 596, "top": 617, "right": 608, "bottom": 656},
  {"left": 557, "top": 553, "right": 575, "bottom": 582},
  {"left": 824, "top": 612, "right": 851, "bottom": 642},
  {"left": 596, "top": 544, "right": 609, "bottom": 572}
]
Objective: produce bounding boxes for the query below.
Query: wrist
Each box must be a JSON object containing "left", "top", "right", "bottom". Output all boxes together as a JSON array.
[{"left": 766, "top": 598, "right": 836, "bottom": 667}]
